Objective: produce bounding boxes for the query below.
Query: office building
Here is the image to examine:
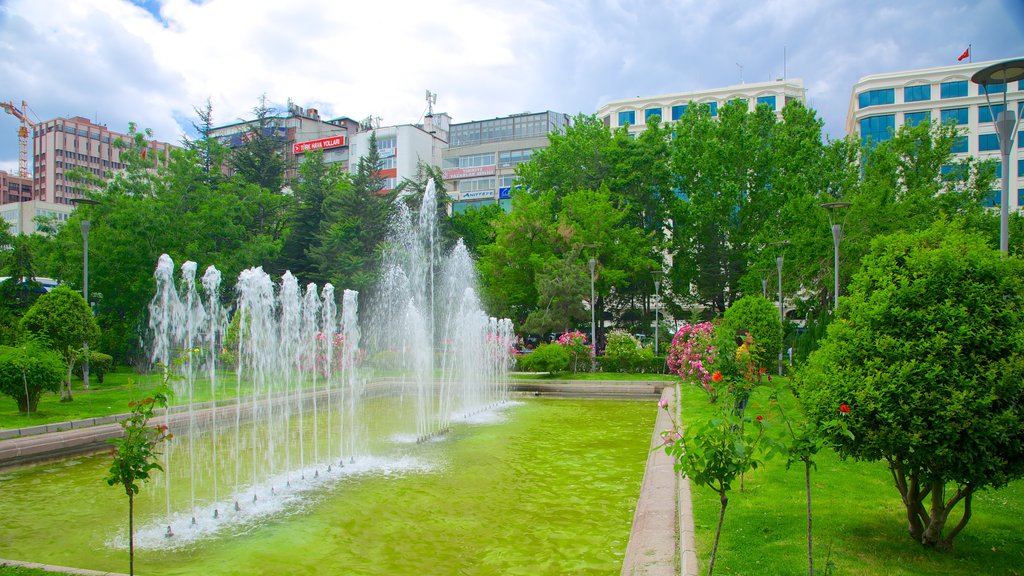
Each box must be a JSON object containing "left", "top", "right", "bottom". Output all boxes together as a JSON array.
[
  {"left": 443, "top": 111, "right": 571, "bottom": 213},
  {"left": 31, "top": 116, "right": 175, "bottom": 205},
  {"left": 846, "top": 58, "right": 1023, "bottom": 209},
  {"left": 597, "top": 79, "right": 807, "bottom": 135},
  {"left": 347, "top": 113, "right": 451, "bottom": 193}
]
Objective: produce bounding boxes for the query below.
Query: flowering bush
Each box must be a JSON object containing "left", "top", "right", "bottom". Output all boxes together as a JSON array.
[
  {"left": 602, "top": 330, "right": 656, "bottom": 372},
  {"left": 666, "top": 322, "right": 720, "bottom": 401},
  {"left": 557, "top": 331, "right": 590, "bottom": 373}
]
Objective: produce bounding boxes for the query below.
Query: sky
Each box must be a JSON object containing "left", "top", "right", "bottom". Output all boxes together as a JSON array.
[{"left": 0, "top": 0, "right": 1022, "bottom": 173}]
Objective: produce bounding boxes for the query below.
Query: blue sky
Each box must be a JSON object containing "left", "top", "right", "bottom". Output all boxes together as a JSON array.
[{"left": 1, "top": 0, "right": 1022, "bottom": 173}]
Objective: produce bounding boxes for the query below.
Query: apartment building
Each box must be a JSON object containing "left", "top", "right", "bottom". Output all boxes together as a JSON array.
[
  {"left": 346, "top": 113, "right": 451, "bottom": 193},
  {"left": 597, "top": 79, "right": 807, "bottom": 135},
  {"left": 442, "top": 111, "right": 571, "bottom": 213},
  {"left": 31, "top": 116, "right": 175, "bottom": 205},
  {"left": 846, "top": 58, "right": 1023, "bottom": 208}
]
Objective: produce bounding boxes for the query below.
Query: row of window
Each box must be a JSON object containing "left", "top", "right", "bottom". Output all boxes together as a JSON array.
[
  {"left": 621, "top": 97, "right": 786, "bottom": 127},
  {"left": 860, "top": 79, "right": 1024, "bottom": 109},
  {"left": 449, "top": 113, "right": 568, "bottom": 148}
]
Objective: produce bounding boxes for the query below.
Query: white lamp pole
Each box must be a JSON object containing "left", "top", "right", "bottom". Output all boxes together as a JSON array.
[
  {"left": 653, "top": 278, "right": 661, "bottom": 355},
  {"left": 80, "top": 219, "right": 90, "bottom": 389},
  {"left": 821, "top": 202, "right": 852, "bottom": 312}
]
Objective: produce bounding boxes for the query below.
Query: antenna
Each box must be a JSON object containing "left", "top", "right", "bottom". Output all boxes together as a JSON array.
[{"left": 425, "top": 90, "right": 437, "bottom": 116}]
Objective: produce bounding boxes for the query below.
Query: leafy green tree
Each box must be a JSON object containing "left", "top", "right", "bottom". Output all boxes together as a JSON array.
[
  {"left": 450, "top": 203, "right": 503, "bottom": 257},
  {"left": 311, "top": 132, "right": 394, "bottom": 293},
  {"left": 278, "top": 149, "right": 346, "bottom": 281},
  {"left": 106, "top": 390, "right": 171, "bottom": 576},
  {"left": 0, "top": 233, "right": 44, "bottom": 345},
  {"left": 0, "top": 337, "right": 66, "bottom": 412},
  {"left": 230, "top": 95, "right": 287, "bottom": 193},
  {"left": 795, "top": 221, "right": 1024, "bottom": 549},
  {"left": 521, "top": 248, "right": 589, "bottom": 335},
  {"left": 716, "top": 295, "right": 782, "bottom": 374},
  {"left": 20, "top": 285, "right": 99, "bottom": 401}
]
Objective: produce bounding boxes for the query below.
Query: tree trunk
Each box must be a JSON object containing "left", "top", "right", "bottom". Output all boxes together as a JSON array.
[
  {"left": 708, "top": 489, "right": 728, "bottom": 576},
  {"left": 129, "top": 489, "right": 135, "bottom": 576},
  {"left": 805, "top": 459, "right": 813, "bottom": 576},
  {"left": 62, "top": 361, "right": 74, "bottom": 402}
]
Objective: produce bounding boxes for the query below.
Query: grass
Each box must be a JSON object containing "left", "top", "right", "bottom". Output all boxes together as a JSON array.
[
  {"left": 0, "top": 567, "right": 57, "bottom": 576},
  {"left": 676, "top": 380, "right": 1024, "bottom": 576}
]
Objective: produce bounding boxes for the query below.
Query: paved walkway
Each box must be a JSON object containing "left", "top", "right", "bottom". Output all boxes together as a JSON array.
[{"left": 0, "top": 558, "right": 129, "bottom": 575}]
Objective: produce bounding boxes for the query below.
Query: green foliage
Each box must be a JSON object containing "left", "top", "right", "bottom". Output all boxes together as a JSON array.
[
  {"left": 515, "top": 343, "right": 569, "bottom": 373},
  {"left": 20, "top": 285, "right": 99, "bottom": 360},
  {"left": 600, "top": 330, "right": 656, "bottom": 372},
  {"left": 73, "top": 350, "right": 114, "bottom": 383},
  {"left": 718, "top": 295, "right": 782, "bottom": 371},
  {"left": 795, "top": 221, "right": 1024, "bottom": 549},
  {"left": 278, "top": 149, "right": 347, "bottom": 281},
  {"left": 0, "top": 338, "right": 66, "bottom": 412},
  {"left": 450, "top": 203, "right": 503, "bottom": 257}
]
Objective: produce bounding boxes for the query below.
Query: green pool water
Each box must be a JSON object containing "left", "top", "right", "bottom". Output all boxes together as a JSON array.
[{"left": 0, "top": 398, "right": 655, "bottom": 575}]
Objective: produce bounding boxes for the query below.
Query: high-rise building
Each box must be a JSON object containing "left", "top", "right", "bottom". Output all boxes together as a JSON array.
[
  {"left": 210, "top": 102, "right": 359, "bottom": 183},
  {"left": 846, "top": 58, "right": 1023, "bottom": 209},
  {"left": 443, "top": 111, "right": 571, "bottom": 213},
  {"left": 597, "top": 79, "right": 806, "bottom": 134},
  {"left": 1, "top": 170, "right": 31, "bottom": 204},
  {"left": 31, "top": 116, "right": 175, "bottom": 205}
]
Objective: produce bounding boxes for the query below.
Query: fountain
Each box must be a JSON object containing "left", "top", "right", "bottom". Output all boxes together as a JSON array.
[{"left": 135, "top": 179, "right": 515, "bottom": 544}]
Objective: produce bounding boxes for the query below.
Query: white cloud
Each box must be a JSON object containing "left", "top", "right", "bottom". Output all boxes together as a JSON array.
[{"left": 0, "top": 0, "right": 1022, "bottom": 169}]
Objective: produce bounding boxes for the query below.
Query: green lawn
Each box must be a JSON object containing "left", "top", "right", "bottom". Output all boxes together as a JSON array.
[
  {"left": 510, "top": 371, "right": 677, "bottom": 381},
  {"left": 0, "top": 567, "right": 57, "bottom": 576},
  {"left": 677, "top": 381, "right": 1024, "bottom": 576}
]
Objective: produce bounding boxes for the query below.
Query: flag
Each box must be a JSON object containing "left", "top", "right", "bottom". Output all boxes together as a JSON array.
[{"left": 957, "top": 46, "right": 970, "bottom": 62}]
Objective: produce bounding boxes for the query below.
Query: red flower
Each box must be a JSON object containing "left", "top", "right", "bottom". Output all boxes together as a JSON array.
[
  {"left": 756, "top": 415, "right": 763, "bottom": 422},
  {"left": 839, "top": 403, "right": 851, "bottom": 414},
  {"left": 712, "top": 371, "right": 723, "bottom": 383}
]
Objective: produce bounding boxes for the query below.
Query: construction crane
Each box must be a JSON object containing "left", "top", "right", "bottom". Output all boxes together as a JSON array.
[{"left": 1, "top": 100, "right": 35, "bottom": 178}]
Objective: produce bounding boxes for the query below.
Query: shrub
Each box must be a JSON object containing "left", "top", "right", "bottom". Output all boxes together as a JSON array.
[
  {"left": 717, "top": 295, "right": 782, "bottom": 374},
  {"left": 516, "top": 343, "right": 569, "bottom": 373},
  {"left": 601, "top": 330, "right": 658, "bottom": 372},
  {"left": 73, "top": 351, "right": 114, "bottom": 384},
  {"left": 796, "top": 222, "right": 1024, "bottom": 549},
  {"left": 557, "top": 331, "right": 590, "bottom": 372},
  {"left": 0, "top": 338, "right": 66, "bottom": 412},
  {"left": 666, "top": 322, "right": 719, "bottom": 400}
]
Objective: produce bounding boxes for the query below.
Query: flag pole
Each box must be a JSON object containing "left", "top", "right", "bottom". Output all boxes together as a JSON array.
[{"left": 969, "top": 44, "right": 972, "bottom": 63}]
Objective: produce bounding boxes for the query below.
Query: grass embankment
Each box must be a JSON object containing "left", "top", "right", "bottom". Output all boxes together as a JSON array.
[{"left": 677, "top": 381, "right": 1024, "bottom": 576}]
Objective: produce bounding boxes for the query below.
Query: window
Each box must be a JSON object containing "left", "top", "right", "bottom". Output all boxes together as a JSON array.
[
  {"left": 618, "top": 111, "right": 636, "bottom": 126},
  {"left": 978, "top": 82, "right": 1006, "bottom": 95},
  {"left": 1019, "top": 159, "right": 1024, "bottom": 176},
  {"left": 951, "top": 136, "right": 968, "bottom": 153},
  {"left": 940, "top": 107, "right": 968, "bottom": 126},
  {"left": 381, "top": 177, "right": 397, "bottom": 190},
  {"left": 904, "top": 111, "right": 930, "bottom": 127},
  {"left": 979, "top": 134, "right": 1000, "bottom": 152},
  {"left": 498, "top": 149, "right": 532, "bottom": 167},
  {"left": 728, "top": 98, "right": 748, "bottom": 108},
  {"left": 756, "top": 95, "right": 776, "bottom": 110},
  {"left": 460, "top": 177, "right": 495, "bottom": 194},
  {"left": 942, "top": 164, "right": 968, "bottom": 181},
  {"left": 457, "top": 153, "right": 495, "bottom": 168},
  {"left": 858, "top": 88, "right": 895, "bottom": 109},
  {"left": 708, "top": 102, "right": 718, "bottom": 117},
  {"left": 982, "top": 190, "right": 1000, "bottom": 207},
  {"left": 671, "top": 104, "right": 687, "bottom": 120},
  {"left": 644, "top": 107, "right": 662, "bottom": 122},
  {"left": 904, "top": 84, "right": 931, "bottom": 102},
  {"left": 380, "top": 156, "right": 397, "bottom": 170},
  {"left": 859, "top": 115, "right": 895, "bottom": 146},
  {"left": 1019, "top": 189, "right": 1024, "bottom": 207},
  {"left": 978, "top": 104, "right": 1006, "bottom": 123},
  {"left": 940, "top": 80, "right": 968, "bottom": 99}
]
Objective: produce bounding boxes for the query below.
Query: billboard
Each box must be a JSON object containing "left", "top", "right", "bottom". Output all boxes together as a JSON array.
[
  {"left": 442, "top": 165, "right": 496, "bottom": 180},
  {"left": 293, "top": 135, "right": 346, "bottom": 155}
]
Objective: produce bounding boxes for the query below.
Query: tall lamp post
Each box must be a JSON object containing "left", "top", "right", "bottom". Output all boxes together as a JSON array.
[
  {"left": 73, "top": 198, "right": 98, "bottom": 389},
  {"left": 653, "top": 273, "right": 662, "bottom": 356},
  {"left": 971, "top": 58, "right": 1024, "bottom": 255},
  {"left": 821, "top": 201, "right": 852, "bottom": 312},
  {"left": 584, "top": 244, "right": 601, "bottom": 371},
  {"left": 769, "top": 240, "right": 790, "bottom": 376}
]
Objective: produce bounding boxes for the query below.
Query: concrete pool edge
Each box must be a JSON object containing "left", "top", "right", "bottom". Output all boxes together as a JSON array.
[{"left": 0, "top": 558, "right": 129, "bottom": 576}]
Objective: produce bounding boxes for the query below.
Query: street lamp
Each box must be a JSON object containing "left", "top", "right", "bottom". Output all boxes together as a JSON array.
[
  {"left": 584, "top": 243, "right": 600, "bottom": 371},
  {"left": 821, "top": 201, "right": 852, "bottom": 312},
  {"left": 653, "top": 273, "right": 662, "bottom": 356},
  {"left": 769, "top": 240, "right": 790, "bottom": 376},
  {"left": 73, "top": 198, "right": 99, "bottom": 389},
  {"left": 971, "top": 58, "right": 1024, "bottom": 255}
]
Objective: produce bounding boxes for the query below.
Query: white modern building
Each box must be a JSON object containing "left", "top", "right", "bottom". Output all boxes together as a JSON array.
[
  {"left": 347, "top": 114, "right": 451, "bottom": 193},
  {"left": 846, "top": 58, "right": 1023, "bottom": 209},
  {"left": 597, "top": 79, "right": 807, "bottom": 134},
  {"left": 0, "top": 197, "right": 73, "bottom": 235},
  {"left": 443, "top": 111, "right": 571, "bottom": 213}
]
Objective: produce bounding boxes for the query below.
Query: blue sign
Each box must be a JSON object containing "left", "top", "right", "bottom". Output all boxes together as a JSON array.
[{"left": 498, "top": 186, "right": 512, "bottom": 199}]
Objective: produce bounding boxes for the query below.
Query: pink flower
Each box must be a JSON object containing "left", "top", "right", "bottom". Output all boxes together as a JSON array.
[{"left": 658, "top": 398, "right": 669, "bottom": 410}]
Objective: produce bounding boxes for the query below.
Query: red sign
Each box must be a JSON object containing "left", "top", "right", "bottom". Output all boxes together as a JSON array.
[
  {"left": 442, "top": 165, "right": 496, "bottom": 180},
  {"left": 293, "top": 135, "right": 346, "bottom": 154}
]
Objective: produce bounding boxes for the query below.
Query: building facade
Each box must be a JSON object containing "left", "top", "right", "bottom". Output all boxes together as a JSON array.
[
  {"left": 846, "top": 58, "right": 1023, "bottom": 209},
  {"left": 0, "top": 197, "right": 73, "bottom": 235},
  {"left": 442, "top": 111, "right": 571, "bottom": 213},
  {"left": 210, "top": 102, "right": 359, "bottom": 183},
  {"left": 30, "top": 116, "right": 175, "bottom": 205},
  {"left": 347, "top": 115, "right": 451, "bottom": 194},
  {"left": 1, "top": 170, "right": 32, "bottom": 204},
  {"left": 597, "top": 79, "right": 807, "bottom": 135}
]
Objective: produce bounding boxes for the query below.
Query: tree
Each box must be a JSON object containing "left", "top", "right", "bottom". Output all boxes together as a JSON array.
[
  {"left": 230, "top": 95, "right": 287, "bottom": 193},
  {"left": 716, "top": 295, "right": 782, "bottom": 374},
  {"left": 20, "top": 285, "right": 100, "bottom": 400},
  {"left": 0, "top": 337, "right": 65, "bottom": 412},
  {"left": 795, "top": 221, "right": 1024, "bottom": 549},
  {"left": 278, "top": 149, "right": 346, "bottom": 281},
  {"left": 106, "top": 390, "right": 171, "bottom": 576},
  {"left": 311, "top": 131, "right": 394, "bottom": 294},
  {"left": 450, "top": 202, "right": 503, "bottom": 257}
]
